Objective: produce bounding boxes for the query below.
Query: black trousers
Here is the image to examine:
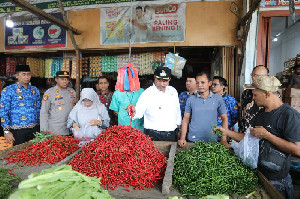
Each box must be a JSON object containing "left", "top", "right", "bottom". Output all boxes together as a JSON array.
[
  {"left": 10, "top": 126, "right": 39, "bottom": 146},
  {"left": 144, "top": 128, "right": 178, "bottom": 142}
]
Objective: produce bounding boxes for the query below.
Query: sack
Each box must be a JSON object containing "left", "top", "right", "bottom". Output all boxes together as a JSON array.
[
  {"left": 115, "top": 63, "right": 140, "bottom": 92},
  {"left": 73, "top": 124, "right": 101, "bottom": 141},
  {"left": 258, "top": 139, "right": 287, "bottom": 172},
  {"left": 231, "top": 128, "right": 260, "bottom": 169}
]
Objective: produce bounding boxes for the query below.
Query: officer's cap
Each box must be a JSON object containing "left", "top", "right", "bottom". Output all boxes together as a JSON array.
[
  {"left": 56, "top": 71, "right": 70, "bottom": 78},
  {"left": 154, "top": 67, "right": 171, "bottom": 80}
]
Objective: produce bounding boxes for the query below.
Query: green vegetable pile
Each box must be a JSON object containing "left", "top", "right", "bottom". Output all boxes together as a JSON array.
[
  {"left": 31, "top": 131, "right": 54, "bottom": 144},
  {"left": 173, "top": 142, "right": 259, "bottom": 197},
  {"left": 9, "top": 165, "right": 114, "bottom": 199},
  {"left": 0, "top": 168, "right": 20, "bottom": 199}
]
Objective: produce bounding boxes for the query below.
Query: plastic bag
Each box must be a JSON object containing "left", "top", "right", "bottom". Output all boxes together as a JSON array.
[
  {"left": 164, "top": 52, "right": 186, "bottom": 78},
  {"left": 115, "top": 62, "right": 140, "bottom": 92},
  {"left": 231, "top": 128, "right": 260, "bottom": 169},
  {"left": 73, "top": 124, "right": 101, "bottom": 141}
]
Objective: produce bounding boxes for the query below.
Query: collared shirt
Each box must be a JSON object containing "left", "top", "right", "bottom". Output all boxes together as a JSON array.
[
  {"left": 0, "top": 82, "right": 41, "bottom": 130},
  {"left": 178, "top": 91, "right": 195, "bottom": 118},
  {"left": 217, "top": 93, "right": 239, "bottom": 129},
  {"left": 109, "top": 89, "right": 144, "bottom": 131},
  {"left": 40, "top": 85, "right": 76, "bottom": 135},
  {"left": 134, "top": 85, "right": 181, "bottom": 131},
  {"left": 185, "top": 92, "right": 226, "bottom": 142},
  {"left": 97, "top": 90, "right": 113, "bottom": 108}
]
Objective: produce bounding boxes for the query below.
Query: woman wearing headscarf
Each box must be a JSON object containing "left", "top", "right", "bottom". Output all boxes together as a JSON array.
[{"left": 67, "top": 88, "right": 110, "bottom": 142}]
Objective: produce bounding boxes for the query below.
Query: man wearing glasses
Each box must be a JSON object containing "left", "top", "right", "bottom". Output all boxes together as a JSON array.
[
  {"left": 211, "top": 76, "right": 238, "bottom": 130},
  {"left": 239, "top": 65, "right": 269, "bottom": 133}
]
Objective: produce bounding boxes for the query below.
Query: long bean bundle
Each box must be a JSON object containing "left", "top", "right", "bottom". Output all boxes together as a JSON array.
[{"left": 173, "top": 142, "right": 259, "bottom": 197}]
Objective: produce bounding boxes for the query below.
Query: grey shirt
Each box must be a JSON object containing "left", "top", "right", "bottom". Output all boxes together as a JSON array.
[
  {"left": 185, "top": 92, "right": 227, "bottom": 142},
  {"left": 40, "top": 85, "right": 76, "bottom": 135}
]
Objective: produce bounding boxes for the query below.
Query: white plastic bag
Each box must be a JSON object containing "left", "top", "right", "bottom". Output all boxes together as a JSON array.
[
  {"left": 164, "top": 52, "right": 186, "bottom": 78},
  {"left": 73, "top": 124, "right": 101, "bottom": 141},
  {"left": 231, "top": 128, "right": 260, "bottom": 169}
]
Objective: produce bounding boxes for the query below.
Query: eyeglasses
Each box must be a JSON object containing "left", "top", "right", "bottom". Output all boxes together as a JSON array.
[{"left": 212, "top": 83, "right": 220, "bottom": 87}]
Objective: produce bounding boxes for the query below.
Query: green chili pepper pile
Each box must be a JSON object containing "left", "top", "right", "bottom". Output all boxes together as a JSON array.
[
  {"left": 0, "top": 168, "right": 20, "bottom": 198},
  {"left": 211, "top": 124, "right": 222, "bottom": 137},
  {"left": 173, "top": 142, "right": 259, "bottom": 197}
]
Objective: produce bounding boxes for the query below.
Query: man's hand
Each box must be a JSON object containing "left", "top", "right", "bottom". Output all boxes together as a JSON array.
[
  {"left": 126, "top": 104, "right": 136, "bottom": 117},
  {"left": 178, "top": 139, "right": 187, "bottom": 148},
  {"left": 89, "top": 119, "right": 101, "bottom": 126},
  {"left": 214, "top": 126, "right": 228, "bottom": 136},
  {"left": 4, "top": 132, "right": 15, "bottom": 143},
  {"left": 250, "top": 126, "right": 270, "bottom": 139}
]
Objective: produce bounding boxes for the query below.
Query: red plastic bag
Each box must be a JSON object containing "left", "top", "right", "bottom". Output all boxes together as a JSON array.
[{"left": 115, "top": 63, "right": 140, "bottom": 92}]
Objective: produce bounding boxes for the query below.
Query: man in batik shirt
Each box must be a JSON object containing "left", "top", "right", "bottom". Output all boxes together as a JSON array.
[{"left": 178, "top": 74, "right": 197, "bottom": 119}]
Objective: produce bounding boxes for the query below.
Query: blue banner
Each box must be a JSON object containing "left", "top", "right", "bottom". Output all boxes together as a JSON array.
[{"left": 5, "top": 13, "right": 67, "bottom": 50}]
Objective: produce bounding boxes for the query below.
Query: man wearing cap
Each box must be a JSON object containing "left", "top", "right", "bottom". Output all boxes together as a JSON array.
[
  {"left": 0, "top": 65, "right": 41, "bottom": 145},
  {"left": 40, "top": 71, "right": 76, "bottom": 135},
  {"left": 130, "top": 67, "right": 181, "bottom": 141},
  {"left": 216, "top": 76, "right": 300, "bottom": 198},
  {"left": 178, "top": 72, "right": 228, "bottom": 147}
]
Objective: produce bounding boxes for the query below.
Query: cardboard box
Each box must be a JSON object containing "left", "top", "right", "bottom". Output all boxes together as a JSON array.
[{"left": 284, "top": 88, "right": 300, "bottom": 98}]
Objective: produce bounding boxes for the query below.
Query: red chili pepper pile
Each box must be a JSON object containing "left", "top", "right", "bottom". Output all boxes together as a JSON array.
[
  {"left": 4, "top": 136, "right": 79, "bottom": 166},
  {"left": 68, "top": 125, "right": 168, "bottom": 190}
]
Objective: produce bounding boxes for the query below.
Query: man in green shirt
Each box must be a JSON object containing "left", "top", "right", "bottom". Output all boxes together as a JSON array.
[{"left": 109, "top": 89, "right": 144, "bottom": 131}]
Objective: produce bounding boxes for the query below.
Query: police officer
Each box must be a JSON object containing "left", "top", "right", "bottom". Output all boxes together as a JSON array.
[
  {"left": 40, "top": 71, "right": 76, "bottom": 135},
  {"left": 0, "top": 65, "right": 41, "bottom": 145}
]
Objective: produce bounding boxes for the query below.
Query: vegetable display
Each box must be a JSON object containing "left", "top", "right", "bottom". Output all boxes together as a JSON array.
[
  {"left": 173, "top": 142, "right": 259, "bottom": 197},
  {"left": 69, "top": 125, "right": 167, "bottom": 190},
  {"left": 9, "top": 164, "right": 114, "bottom": 199},
  {"left": 4, "top": 135, "right": 79, "bottom": 166},
  {"left": 0, "top": 168, "right": 20, "bottom": 199}
]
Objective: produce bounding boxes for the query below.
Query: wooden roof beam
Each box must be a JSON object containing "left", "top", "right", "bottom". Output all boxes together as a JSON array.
[{"left": 7, "top": 0, "right": 81, "bottom": 35}]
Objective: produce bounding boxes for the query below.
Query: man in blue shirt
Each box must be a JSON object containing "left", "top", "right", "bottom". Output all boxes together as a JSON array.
[
  {"left": 211, "top": 76, "right": 239, "bottom": 130},
  {"left": 178, "top": 74, "right": 197, "bottom": 118},
  {"left": 178, "top": 71, "right": 228, "bottom": 147},
  {"left": 0, "top": 65, "right": 41, "bottom": 145}
]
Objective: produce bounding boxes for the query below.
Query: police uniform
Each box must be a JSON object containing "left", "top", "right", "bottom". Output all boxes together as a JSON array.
[
  {"left": 40, "top": 72, "right": 76, "bottom": 135},
  {"left": 0, "top": 65, "right": 41, "bottom": 145}
]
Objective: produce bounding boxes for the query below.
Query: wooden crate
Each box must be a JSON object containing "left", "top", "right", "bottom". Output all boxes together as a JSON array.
[{"left": 162, "top": 141, "right": 283, "bottom": 199}]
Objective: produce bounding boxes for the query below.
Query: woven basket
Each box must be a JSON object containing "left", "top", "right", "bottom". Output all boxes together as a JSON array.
[{"left": 0, "top": 137, "right": 13, "bottom": 151}]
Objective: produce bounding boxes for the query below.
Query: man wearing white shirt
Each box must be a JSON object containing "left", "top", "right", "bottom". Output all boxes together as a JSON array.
[{"left": 130, "top": 67, "right": 181, "bottom": 141}]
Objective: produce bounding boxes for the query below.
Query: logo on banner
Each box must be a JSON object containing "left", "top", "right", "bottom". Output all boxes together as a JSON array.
[
  {"left": 48, "top": 25, "right": 61, "bottom": 39},
  {"left": 33, "top": 26, "right": 44, "bottom": 39}
]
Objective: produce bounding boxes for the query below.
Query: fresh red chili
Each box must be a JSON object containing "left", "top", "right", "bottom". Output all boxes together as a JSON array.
[
  {"left": 68, "top": 125, "right": 167, "bottom": 190},
  {"left": 4, "top": 135, "right": 79, "bottom": 166}
]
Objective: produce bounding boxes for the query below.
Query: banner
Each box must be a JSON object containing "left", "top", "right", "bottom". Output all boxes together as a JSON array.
[
  {"left": 260, "top": 0, "right": 300, "bottom": 7},
  {"left": 100, "top": 3, "right": 185, "bottom": 45},
  {"left": 5, "top": 13, "right": 67, "bottom": 50},
  {"left": 0, "top": 0, "right": 198, "bottom": 17}
]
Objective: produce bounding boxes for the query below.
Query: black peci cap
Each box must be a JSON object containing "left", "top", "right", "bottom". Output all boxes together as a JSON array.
[{"left": 15, "top": 65, "right": 30, "bottom": 73}]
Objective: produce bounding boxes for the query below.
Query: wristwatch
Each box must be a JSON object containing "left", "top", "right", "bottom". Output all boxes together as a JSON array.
[{"left": 4, "top": 131, "right": 10, "bottom": 134}]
